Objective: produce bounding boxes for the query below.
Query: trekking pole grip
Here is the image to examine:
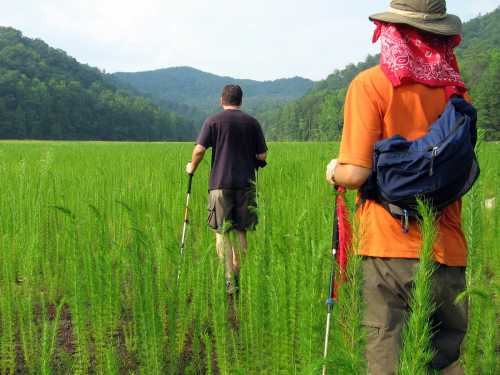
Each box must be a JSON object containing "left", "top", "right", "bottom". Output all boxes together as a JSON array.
[{"left": 187, "top": 174, "right": 194, "bottom": 194}]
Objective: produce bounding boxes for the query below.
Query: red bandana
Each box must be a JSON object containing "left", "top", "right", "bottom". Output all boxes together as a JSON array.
[{"left": 372, "top": 21, "right": 466, "bottom": 99}]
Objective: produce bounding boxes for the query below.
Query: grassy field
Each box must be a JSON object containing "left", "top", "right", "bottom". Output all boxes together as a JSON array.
[{"left": 0, "top": 141, "right": 497, "bottom": 374}]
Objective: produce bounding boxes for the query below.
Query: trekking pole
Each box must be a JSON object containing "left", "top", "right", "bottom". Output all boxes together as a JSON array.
[
  {"left": 180, "top": 173, "right": 194, "bottom": 256},
  {"left": 178, "top": 173, "right": 194, "bottom": 281},
  {"left": 322, "top": 186, "right": 349, "bottom": 375}
]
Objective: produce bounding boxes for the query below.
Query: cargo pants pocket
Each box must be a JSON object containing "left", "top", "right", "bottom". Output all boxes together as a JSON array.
[
  {"left": 208, "top": 202, "right": 217, "bottom": 230},
  {"left": 363, "top": 322, "right": 399, "bottom": 375}
]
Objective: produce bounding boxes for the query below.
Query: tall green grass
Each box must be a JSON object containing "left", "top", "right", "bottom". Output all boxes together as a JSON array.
[
  {"left": 399, "top": 201, "right": 437, "bottom": 375},
  {"left": 0, "top": 141, "right": 497, "bottom": 374}
]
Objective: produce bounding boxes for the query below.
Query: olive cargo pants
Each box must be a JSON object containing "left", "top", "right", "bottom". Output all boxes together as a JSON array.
[{"left": 362, "top": 257, "right": 467, "bottom": 375}]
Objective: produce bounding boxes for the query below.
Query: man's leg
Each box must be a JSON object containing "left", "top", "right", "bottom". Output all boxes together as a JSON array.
[
  {"left": 429, "top": 266, "right": 467, "bottom": 374},
  {"left": 229, "top": 230, "right": 248, "bottom": 287},
  {"left": 226, "top": 187, "right": 257, "bottom": 292},
  {"left": 362, "top": 257, "right": 419, "bottom": 375},
  {"left": 215, "top": 233, "right": 234, "bottom": 280},
  {"left": 233, "top": 186, "right": 255, "bottom": 257},
  {"left": 235, "top": 230, "right": 248, "bottom": 254},
  {"left": 209, "top": 189, "right": 238, "bottom": 292}
]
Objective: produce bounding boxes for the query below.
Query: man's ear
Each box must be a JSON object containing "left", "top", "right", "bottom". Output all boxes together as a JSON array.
[{"left": 220, "top": 97, "right": 224, "bottom": 107}]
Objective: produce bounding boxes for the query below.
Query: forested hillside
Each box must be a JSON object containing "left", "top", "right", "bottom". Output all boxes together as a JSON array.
[
  {"left": 1, "top": 7, "right": 498, "bottom": 141},
  {"left": 112, "top": 67, "right": 314, "bottom": 126},
  {"left": 0, "top": 27, "right": 195, "bottom": 140},
  {"left": 458, "top": 8, "right": 500, "bottom": 141},
  {"left": 257, "top": 8, "right": 500, "bottom": 141}
]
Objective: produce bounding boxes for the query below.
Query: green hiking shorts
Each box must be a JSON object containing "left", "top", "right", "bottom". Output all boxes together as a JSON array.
[{"left": 208, "top": 187, "right": 258, "bottom": 233}]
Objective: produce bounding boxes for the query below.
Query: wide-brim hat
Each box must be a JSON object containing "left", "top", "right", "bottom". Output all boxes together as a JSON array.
[{"left": 369, "top": 0, "right": 462, "bottom": 36}]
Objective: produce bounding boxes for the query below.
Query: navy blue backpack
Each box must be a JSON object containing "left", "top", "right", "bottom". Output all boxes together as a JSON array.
[{"left": 360, "top": 97, "right": 479, "bottom": 232}]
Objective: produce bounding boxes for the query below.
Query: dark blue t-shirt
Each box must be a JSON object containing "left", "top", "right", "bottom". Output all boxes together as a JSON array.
[{"left": 196, "top": 109, "right": 267, "bottom": 190}]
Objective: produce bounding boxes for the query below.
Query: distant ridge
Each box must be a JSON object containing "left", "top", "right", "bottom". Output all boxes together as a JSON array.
[{"left": 112, "top": 66, "right": 314, "bottom": 126}]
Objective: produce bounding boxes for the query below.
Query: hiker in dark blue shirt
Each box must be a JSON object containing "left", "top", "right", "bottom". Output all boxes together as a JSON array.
[{"left": 186, "top": 85, "right": 268, "bottom": 294}]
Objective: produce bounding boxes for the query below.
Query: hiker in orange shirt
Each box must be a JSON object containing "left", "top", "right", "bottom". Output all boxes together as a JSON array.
[{"left": 326, "top": 1, "right": 468, "bottom": 374}]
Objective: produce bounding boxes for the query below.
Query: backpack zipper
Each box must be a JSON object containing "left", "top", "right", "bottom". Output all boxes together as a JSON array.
[
  {"left": 429, "top": 146, "right": 438, "bottom": 176},
  {"left": 428, "top": 115, "right": 467, "bottom": 177}
]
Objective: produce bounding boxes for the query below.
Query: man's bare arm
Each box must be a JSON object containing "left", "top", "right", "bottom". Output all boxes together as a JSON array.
[
  {"left": 186, "top": 144, "right": 206, "bottom": 174},
  {"left": 335, "top": 163, "right": 371, "bottom": 189},
  {"left": 326, "top": 159, "right": 371, "bottom": 190}
]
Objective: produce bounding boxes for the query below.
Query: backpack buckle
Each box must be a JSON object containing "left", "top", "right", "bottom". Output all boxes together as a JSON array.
[{"left": 401, "top": 209, "right": 409, "bottom": 233}]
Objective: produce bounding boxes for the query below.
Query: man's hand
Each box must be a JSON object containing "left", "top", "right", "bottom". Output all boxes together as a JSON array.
[
  {"left": 326, "top": 159, "right": 338, "bottom": 186},
  {"left": 256, "top": 152, "right": 267, "bottom": 161},
  {"left": 255, "top": 159, "right": 267, "bottom": 169},
  {"left": 186, "top": 161, "right": 195, "bottom": 175}
]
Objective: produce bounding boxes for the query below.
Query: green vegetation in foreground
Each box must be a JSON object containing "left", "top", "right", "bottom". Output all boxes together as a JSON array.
[{"left": 0, "top": 142, "right": 497, "bottom": 374}]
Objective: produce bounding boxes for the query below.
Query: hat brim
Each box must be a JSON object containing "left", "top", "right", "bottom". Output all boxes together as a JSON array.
[{"left": 369, "top": 12, "right": 462, "bottom": 36}]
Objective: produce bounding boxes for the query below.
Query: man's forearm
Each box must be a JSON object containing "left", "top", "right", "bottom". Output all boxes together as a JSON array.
[
  {"left": 189, "top": 145, "right": 206, "bottom": 173},
  {"left": 326, "top": 159, "right": 371, "bottom": 189},
  {"left": 334, "top": 163, "right": 371, "bottom": 189}
]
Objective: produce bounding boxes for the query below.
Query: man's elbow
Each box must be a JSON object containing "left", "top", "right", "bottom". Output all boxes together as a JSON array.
[
  {"left": 194, "top": 144, "right": 206, "bottom": 156},
  {"left": 343, "top": 176, "right": 367, "bottom": 190},
  {"left": 336, "top": 165, "right": 371, "bottom": 190}
]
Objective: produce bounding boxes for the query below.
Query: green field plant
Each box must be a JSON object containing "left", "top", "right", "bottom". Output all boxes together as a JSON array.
[{"left": 0, "top": 142, "right": 497, "bottom": 374}]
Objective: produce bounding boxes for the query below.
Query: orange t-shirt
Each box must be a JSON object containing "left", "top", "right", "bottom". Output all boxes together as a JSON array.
[{"left": 338, "top": 65, "right": 467, "bottom": 266}]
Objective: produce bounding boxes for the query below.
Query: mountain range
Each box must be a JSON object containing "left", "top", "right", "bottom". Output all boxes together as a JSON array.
[
  {"left": 0, "top": 27, "right": 193, "bottom": 140},
  {"left": 112, "top": 67, "right": 313, "bottom": 125}
]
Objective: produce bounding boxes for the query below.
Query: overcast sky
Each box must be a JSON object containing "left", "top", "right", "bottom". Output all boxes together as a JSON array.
[{"left": 1, "top": 0, "right": 499, "bottom": 81}]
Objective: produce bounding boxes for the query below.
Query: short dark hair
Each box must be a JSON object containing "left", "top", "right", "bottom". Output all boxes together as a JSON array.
[{"left": 221, "top": 85, "right": 243, "bottom": 106}]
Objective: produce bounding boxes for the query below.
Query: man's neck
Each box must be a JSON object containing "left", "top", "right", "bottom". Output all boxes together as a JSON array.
[{"left": 222, "top": 105, "right": 241, "bottom": 111}]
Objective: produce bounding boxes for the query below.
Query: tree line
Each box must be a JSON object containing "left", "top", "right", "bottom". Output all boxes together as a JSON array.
[
  {"left": 257, "top": 8, "right": 500, "bottom": 141},
  {"left": 0, "top": 27, "right": 196, "bottom": 141},
  {"left": 1, "top": 7, "right": 499, "bottom": 142}
]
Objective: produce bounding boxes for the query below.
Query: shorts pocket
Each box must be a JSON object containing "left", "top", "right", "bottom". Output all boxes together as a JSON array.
[{"left": 208, "top": 203, "right": 217, "bottom": 229}]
